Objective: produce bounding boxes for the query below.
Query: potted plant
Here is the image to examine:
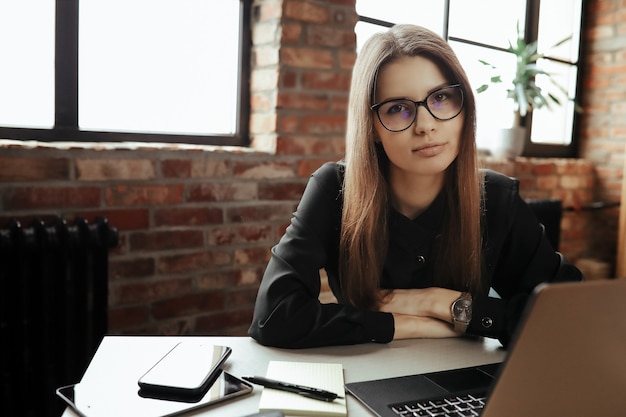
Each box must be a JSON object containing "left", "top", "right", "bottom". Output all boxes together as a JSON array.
[{"left": 476, "top": 25, "right": 578, "bottom": 158}]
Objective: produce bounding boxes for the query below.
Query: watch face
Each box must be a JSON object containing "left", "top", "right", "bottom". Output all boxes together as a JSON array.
[{"left": 453, "top": 299, "right": 472, "bottom": 321}]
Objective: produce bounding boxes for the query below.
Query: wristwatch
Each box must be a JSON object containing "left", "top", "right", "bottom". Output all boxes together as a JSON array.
[{"left": 451, "top": 292, "right": 473, "bottom": 333}]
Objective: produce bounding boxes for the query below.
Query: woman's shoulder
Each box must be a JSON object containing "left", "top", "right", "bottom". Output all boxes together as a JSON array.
[
  {"left": 311, "top": 160, "right": 345, "bottom": 185},
  {"left": 481, "top": 169, "right": 520, "bottom": 212},
  {"left": 481, "top": 169, "right": 519, "bottom": 193}
]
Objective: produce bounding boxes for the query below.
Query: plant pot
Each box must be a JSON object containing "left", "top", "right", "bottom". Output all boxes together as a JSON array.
[{"left": 491, "top": 126, "right": 526, "bottom": 159}]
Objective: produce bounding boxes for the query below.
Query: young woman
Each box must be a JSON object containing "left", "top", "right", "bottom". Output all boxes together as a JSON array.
[{"left": 248, "top": 24, "right": 583, "bottom": 348}]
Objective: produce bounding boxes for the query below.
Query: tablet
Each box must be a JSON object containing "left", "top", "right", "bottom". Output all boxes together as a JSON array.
[{"left": 57, "top": 371, "right": 253, "bottom": 417}]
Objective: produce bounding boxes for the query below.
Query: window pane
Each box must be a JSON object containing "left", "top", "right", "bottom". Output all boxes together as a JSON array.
[
  {"left": 355, "top": 21, "right": 388, "bottom": 53},
  {"left": 449, "top": 0, "right": 526, "bottom": 49},
  {"left": 356, "top": 0, "right": 444, "bottom": 35},
  {"left": 0, "top": 2, "right": 55, "bottom": 128},
  {"left": 538, "top": 0, "right": 582, "bottom": 62},
  {"left": 452, "top": 41, "right": 517, "bottom": 152},
  {"left": 530, "top": 60, "right": 578, "bottom": 145},
  {"left": 79, "top": 0, "right": 240, "bottom": 135}
]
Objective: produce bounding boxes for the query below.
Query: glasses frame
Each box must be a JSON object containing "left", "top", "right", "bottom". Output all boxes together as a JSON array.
[{"left": 370, "top": 84, "right": 464, "bottom": 132}]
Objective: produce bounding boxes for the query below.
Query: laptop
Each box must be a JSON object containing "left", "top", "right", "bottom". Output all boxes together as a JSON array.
[{"left": 345, "top": 279, "right": 626, "bottom": 417}]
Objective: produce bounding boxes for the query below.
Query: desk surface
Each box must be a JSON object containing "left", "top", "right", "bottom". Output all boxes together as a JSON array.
[{"left": 61, "top": 336, "right": 506, "bottom": 417}]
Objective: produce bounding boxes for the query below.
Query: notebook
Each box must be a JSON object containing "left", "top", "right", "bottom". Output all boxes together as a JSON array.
[
  {"left": 258, "top": 361, "right": 347, "bottom": 417},
  {"left": 345, "top": 279, "right": 626, "bottom": 417}
]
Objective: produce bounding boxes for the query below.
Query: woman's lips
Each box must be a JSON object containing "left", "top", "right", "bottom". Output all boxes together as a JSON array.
[{"left": 413, "top": 142, "right": 446, "bottom": 157}]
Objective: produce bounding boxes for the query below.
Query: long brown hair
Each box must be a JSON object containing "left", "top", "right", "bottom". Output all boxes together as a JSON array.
[{"left": 340, "top": 24, "right": 484, "bottom": 309}]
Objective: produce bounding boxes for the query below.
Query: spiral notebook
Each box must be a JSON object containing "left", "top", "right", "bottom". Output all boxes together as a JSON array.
[{"left": 258, "top": 361, "right": 346, "bottom": 417}]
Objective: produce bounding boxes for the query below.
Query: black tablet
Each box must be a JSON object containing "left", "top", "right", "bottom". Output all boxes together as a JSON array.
[{"left": 57, "top": 371, "right": 253, "bottom": 417}]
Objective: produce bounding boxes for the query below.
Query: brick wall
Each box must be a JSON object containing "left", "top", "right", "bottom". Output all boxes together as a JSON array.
[
  {"left": 0, "top": 0, "right": 618, "bottom": 336},
  {"left": 578, "top": 0, "right": 626, "bottom": 270}
]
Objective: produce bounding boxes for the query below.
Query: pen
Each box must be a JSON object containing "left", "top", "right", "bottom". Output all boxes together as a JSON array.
[{"left": 242, "top": 376, "right": 343, "bottom": 402}]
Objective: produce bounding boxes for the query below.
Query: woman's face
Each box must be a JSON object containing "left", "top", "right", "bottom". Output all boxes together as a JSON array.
[{"left": 373, "top": 55, "right": 464, "bottom": 179}]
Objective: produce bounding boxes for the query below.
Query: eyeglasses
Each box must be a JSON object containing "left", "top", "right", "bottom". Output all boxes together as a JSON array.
[{"left": 371, "top": 84, "right": 464, "bottom": 132}]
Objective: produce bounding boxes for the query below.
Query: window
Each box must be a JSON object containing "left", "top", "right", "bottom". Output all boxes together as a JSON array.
[
  {"left": 0, "top": 0, "right": 251, "bottom": 146},
  {"left": 355, "top": 0, "right": 584, "bottom": 158}
]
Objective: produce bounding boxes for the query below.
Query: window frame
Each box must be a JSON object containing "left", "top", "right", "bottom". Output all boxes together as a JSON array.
[
  {"left": 0, "top": 0, "right": 251, "bottom": 147},
  {"left": 357, "top": 0, "right": 584, "bottom": 158}
]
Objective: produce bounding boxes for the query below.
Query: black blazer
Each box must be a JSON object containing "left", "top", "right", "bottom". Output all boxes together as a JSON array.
[{"left": 249, "top": 162, "right": 583, "bottom": 348}]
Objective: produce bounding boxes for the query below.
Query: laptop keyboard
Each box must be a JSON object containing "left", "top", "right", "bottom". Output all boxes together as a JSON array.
[{"left": 389, "top": 392, "right": 486, "bottom": 417}]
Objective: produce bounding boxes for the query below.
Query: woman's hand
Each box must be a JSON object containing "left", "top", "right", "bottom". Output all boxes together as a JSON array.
[
  {"left": 379, "top": 287, "right": 461, "bottom": 323},
  {"left": 392, "top": 314, "right": 460, "bottom": 339}
]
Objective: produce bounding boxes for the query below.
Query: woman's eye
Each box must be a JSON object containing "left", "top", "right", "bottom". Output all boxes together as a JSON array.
[
  {"left": 433, "top": 93, "right": 449, "bottom": 103},
  {"left": 387, "top": 103, "right": 408, "bottom": 114}
]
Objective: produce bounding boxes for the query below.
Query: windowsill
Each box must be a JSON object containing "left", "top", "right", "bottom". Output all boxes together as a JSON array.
[{"left": 0, "top": 138, "right": 273, "bottom": 155}]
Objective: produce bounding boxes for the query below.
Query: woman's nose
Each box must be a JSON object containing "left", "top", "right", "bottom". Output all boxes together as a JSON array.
[{"left": 413, "top": 104, "right": 436, "bottom": 134}]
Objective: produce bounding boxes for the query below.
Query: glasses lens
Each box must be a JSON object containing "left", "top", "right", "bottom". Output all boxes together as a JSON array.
[
  {"left": 376, "top": 100, "right": 416, "bottom": 131},
  {"left": 426, "top": 85, "right": 463, "bottom": 120}
]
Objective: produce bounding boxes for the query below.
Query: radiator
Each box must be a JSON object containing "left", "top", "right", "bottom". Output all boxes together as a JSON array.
[{"left": 0, "top": 217, "right": 118, "bottom": 417}]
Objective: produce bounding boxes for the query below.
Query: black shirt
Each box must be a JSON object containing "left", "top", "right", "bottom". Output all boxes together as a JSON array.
[{"left": 249, "top": 162, "right": 583, "bottom": 348}]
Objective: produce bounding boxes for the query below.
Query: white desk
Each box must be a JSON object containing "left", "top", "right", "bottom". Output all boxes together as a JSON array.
[{"left": 60, "top": 336, "right": 506, "bottom": 417}]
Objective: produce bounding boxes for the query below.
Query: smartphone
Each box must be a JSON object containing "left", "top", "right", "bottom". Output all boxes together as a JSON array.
[
  {"left": 56, "top": 371, "right": 253, "bottom": 417},
  {"left": 137, "top": 341, "right": 232, "bottom": 402}
]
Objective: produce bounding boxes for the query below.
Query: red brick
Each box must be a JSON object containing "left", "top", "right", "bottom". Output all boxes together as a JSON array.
[
  {"left": 331, "top": 95, "right": 349, "bottom": 112},
  {"left": 302, "top": 70, "right": 351, "bottom": 91},
  {"left": 234, "top": 267, "right": 266, "bottom": 285},
  {"left": 195, "top": 309, "right": 254, "bottom": 333},
  {"left": 197, "top": 270, "right": 239, "bottom": 290},
  {"left": 275, "top": 134, "right": 344, "bottom": 155},
  {"left": 532, "top": 162, "right": 557, "bottom": 176},
  {"left": 307, "top": 26, "right": 356, "bottom": 48},
  {"left": 284, "top": 1, "right": 330, "bottom": 23},
  {"left": 188, "top": 182, "right": 258, "bottom": 202},
  {"left": 233, "top": 160, "right": 295, "bottom": 179},
  {"left": 277, "top": 114, "right": 300, "bottom": 133},
  {"left": 280, "top": 47, "right": 335, "bottom": 69},
  {"left": 109, "top": 257, "right": 156, "bottom": 281},
  {"left": 258, "top": 181, "right": 306, "bottom": 200},
  {"left": 130, "top": 230, "right": 204, "bottom": 251},
  {"left": 280, "top": 69, "right": 298, "bottom": 88},
  {"left": 339, "top": 50, "right": 356, "bottom": 69},
  {"left": 157, "top": 251, "right": 231, "bottom": 274},
  {"left": 4, "top": 186, "right": 101, "bottom": 210},
  {"left": 277, "top": 91, "right": 329, "bottom": 110},
  {"left": 154, "top": 207, "right": 224, "bottom": 226},
  {"left": 162, "top": 159, "right": 192, "bottom": 178},
  {"left": 110, "top": 277, "right": 193, "bottom": 304},
  {"left": 190, "top": 159, "right": 230, "bottom": 178},
  {"left": 105, "top": 184, "right": 184, "bottom": 206},
  {"left": 208, "top": 225, "right": 273, "bottom": 245},
  {"left": 227, "top": 287, "right": 260, "bottom": 306},
  {"left": 152, "top": 292, "right": 225, "bottom": 319},
  {"left": 108, "top": 305, "right": 150, "bottom": 329},
  {"left": 0, "top": 157, "right": 69, "bottom": 181},
  {"left": 76, "top": 159, "right": 155, "bottom": 180},
  {"left": 152, "top": 320, "right": 193, "bottom": 336},
  {"left": 235, "top": 247, "right": 272, "bottom": 265},
  {"left": 281, "top": 22, "right": 302, "bottom": 43},
  {"left": 300, "top": 114, "right": 347, "bottom": 133},
  {"left": 226, "top": 203, "right": 294, "bottom": 223},
  {"left": 297, "top": 159, "right": 329, "bottom": 177}
]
